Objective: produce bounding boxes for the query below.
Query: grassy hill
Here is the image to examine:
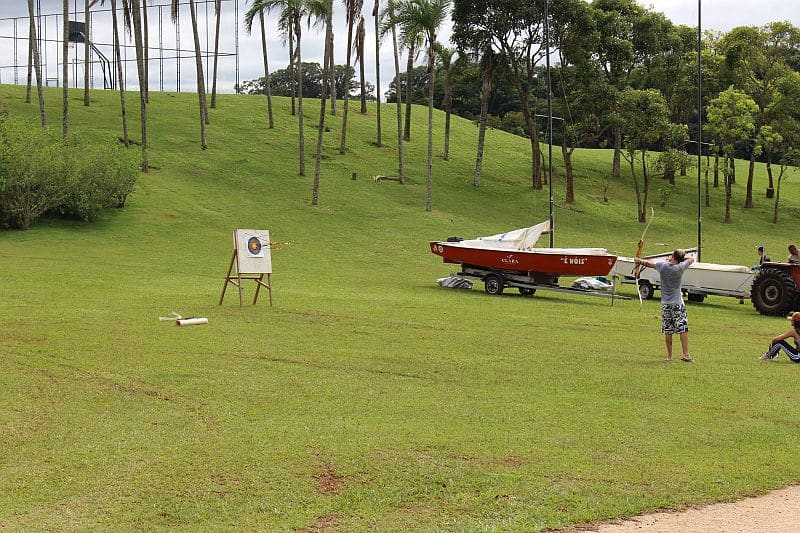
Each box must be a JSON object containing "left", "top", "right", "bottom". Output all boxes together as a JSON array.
[{"left": 1, "top": 84, "right": 799, "bottom": 531}]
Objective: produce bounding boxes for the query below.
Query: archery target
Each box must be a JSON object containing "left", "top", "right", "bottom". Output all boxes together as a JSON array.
[{"left": 234, "top": 229, "right": 272, "bottom": 273}]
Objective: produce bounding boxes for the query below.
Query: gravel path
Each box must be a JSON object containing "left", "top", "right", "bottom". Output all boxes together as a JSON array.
[{"left": 579, "top": 486, "right": 800, "bottom": 532}]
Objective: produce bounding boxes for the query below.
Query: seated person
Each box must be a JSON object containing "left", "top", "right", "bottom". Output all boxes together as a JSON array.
[
  {"left": 752, "top": 245, "right": 771, "bottom": 270},
  {"left": 760, "top": 312, "right": 800, "bottom": 361},
  {"left": 788, "top": 244, "right": 800, "bottom": 264}
]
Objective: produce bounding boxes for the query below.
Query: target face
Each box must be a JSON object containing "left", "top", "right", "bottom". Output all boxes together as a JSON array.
[
  {"left": 234, "top": 229, "right": 272, "bottom": 273},
  {"left": 247, "top": 236, "right": 262, "bottom": 255}
]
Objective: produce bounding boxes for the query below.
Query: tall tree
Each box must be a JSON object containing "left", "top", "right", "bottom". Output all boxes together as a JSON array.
[
  {"left": 372, "top": 0, "right": 383, "bottom": 146},
  {"left": 384, "top": 0, "right": 405, "bottom": 182},
  {"left": 142, "top": 0, "right": 149, "bottom": 102},
  {"left": 721, "top": 22, "right": 800, "bottom": 208},
  {"left": 84, "top": 0, "right": 91, "bottom": 106},
  {"left": 109, "top": 0, "right": 130, "bottom": 145},
  {"left": 705, "top": 87, "right": 758, "bottom": 223},
  {"left": 401, "top": 31, "right": 422, "bottom": 141},
  {"left": 63, "top": 0, "right": 69, "bottom": 139},
  {"left": 313, "top": 0, "right": 335, "bottom": 205},
  {"left": 27, "top": 0, "right": 46, "bottom": 126},
  {"left": 244, "top": 1, "right": 275, "bottom": 128},
  {"left": 618, "top": 88, "right": 684, "bottom": 223},
  {"left": 473, "top": 48, "right": 497, "bottom": 187},
  {"left": 436, "top": 45, "right": 455, "bottom": 160},
  {"left": 171, "top": 0, "right": 208, "bottom": 149},
  {"left": 356, "top": 16, "right": 368, "bottom": 114},
  {"left": 453, "top": 0, "right": 546, "bottom": 189},
  {"left": 389, "top": 0, "right": 450, "bottom": 212},
  {"left": 211, "top": 0, "right": 223, "bottom": 108},
  {"left": 339, "top": 0, "right": 364, "bottom": 154},
  {"left": 127, "top": 0, "right": 149, "bottom": 171}
]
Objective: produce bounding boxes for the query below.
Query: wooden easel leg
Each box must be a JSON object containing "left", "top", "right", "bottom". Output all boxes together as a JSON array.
[
  {"left": 268, "top": 273, "right": 273, "bottom": 307},
  {"left": 237, "top": 271, "right": 244, "bottom": 307},
  {"left": 219, "top": 250, "right": 237, "bottom": 305},
  {"left": 253, "top": 274, "right": 263, "bottom": 305}
]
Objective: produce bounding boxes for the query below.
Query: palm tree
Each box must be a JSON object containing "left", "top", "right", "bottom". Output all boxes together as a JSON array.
[
  {"left": 383, "top": 0, "right": 405, "bottom": 182},
  {"left": 211, "top": 0, "right": 222, "bottom": 108},
  {"left": 26, "top": 21, "right": 33, "bottom": 104},
  {"left": 390, "top": 0, "right": 449, "bottom": 211},
  {"left": 250, "top": 0, "right": 326, "bottom": 175},
  {"left": 84, "top": 0, "right": 90, "bottom": 106},
  {"left": 62, "top": 0, "right": 69, "bottom": 139},
  {"left": 436, "top": 45, "right": 455, "bottom": 160},
  {"left": 96, "top": 0, "right": 129, "bottom": 145},
  {"left": 127, "top": 0, "right": 148, "bottom": 171},
  {"left": 372, "top": 0, "right": 382, "bottom": 146},
  {"left": 339, "top": 0, "right": 364, "bottom": 154},
  {"left": 401, "top": 30, "right": 422, "bottom": 141},
  {"left": 142, "top": 0, "right": 149, "bottom": 102},
  {"left": 328, "top": 31, "right": 336, "bottom": 115},
  {"left": 244, "top": 1, "right": 275, "bottom": 128},
  {"left": 355, "top": 15, "right": 368, "bottom": 114},
  {"left": 474, "top": 48, "right": 497, "bottom": 187},
  {"left": 171, "top": 0, "right": 208, "bottom": 149},
  {"left": 313, "top": 0, "right": 335, "bottom": 205},
  {"left": 27, "top": 0, "right": 46, "bottom": 126}
]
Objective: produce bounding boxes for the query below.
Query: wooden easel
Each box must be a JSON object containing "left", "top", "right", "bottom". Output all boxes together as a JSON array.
[{"left": 219, "top": 240, "right": 273, "bottom": 307}]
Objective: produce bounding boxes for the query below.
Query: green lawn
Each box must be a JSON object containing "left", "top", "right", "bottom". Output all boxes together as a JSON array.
[{"left": 1, "top": 84, "right": 799, "bottom": 531}]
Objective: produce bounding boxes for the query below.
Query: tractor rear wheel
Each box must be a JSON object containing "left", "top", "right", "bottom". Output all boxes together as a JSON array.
[{"left": 752, "top": 268, "right": 798, "bottom": 316}]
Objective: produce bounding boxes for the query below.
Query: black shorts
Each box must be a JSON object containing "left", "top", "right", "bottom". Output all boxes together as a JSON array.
[{"left": 662, "top": 304, "right": 688, "bottom": 335}]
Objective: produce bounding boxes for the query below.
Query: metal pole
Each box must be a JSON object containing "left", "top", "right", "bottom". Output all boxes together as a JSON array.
[
  {"left": 235, "top": 0, "right": 240, "bottom": 92},
  {"left": 545, "top": 0, "right": 554, "bottom": 247},
  {"left": 697, "top": 0, "right": 702, "bottom": 261},
  {"left": 176, "top": 6, "right": 180, "bottom": 92},
  {"left": 159, "top": 5, "right": 164, "bottom": 91}
]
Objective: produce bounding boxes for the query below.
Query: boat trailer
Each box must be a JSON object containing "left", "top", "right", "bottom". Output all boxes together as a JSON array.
[{"left": 456, "top": 266, "right": 630, "bottom": 301}]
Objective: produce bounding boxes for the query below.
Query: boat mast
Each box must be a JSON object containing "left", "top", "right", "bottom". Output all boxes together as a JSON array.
[
  {"left": 545, "top": 0, "right": 554, "bottom": 248},
  {"left": 696, "top": 0, "right": 702, "bottom": 261}
]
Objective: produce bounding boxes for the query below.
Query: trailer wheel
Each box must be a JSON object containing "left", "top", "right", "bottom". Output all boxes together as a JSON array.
[
  {"left": 752, "top": 268, "right": 798, "bottom": 316},
  {"left": 687, "top": 293, "right": 706, "bottom": 303},
  {"left": 484, "top": 274, "right": 504, "bottom": 295},
  {"left": 519, "top": 287, "right": 536, "bottom": 296},
  {"left": 637, "top": 280, "right": 654, "bottom": 300}
]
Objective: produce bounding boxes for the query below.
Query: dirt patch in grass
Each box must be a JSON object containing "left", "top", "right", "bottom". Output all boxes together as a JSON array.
[
  {"left": 313, "top": 464, "right": 344, "bottom": 495},
  {"left": 299, "top": 513, "right": 345, "bottom": 532}
]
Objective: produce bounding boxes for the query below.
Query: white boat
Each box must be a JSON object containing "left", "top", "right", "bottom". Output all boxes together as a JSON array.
[{"left": 611, "top": 249, "right": 753, "bottom": 301}]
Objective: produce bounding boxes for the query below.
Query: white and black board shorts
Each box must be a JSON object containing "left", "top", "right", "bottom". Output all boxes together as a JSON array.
[{"left": 661, "top": 304, "right": 688, "bottom": 334}]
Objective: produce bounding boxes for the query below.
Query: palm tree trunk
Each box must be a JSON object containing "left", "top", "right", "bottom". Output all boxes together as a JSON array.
[
  {"left": 328, "top": 37, "right": 336, "bottom": 115},
  {"left": 562, "top": 138, "right": 574, "bottom": 203},
  {"left": 25, "top": 12, "right": 34, "bottom": 104},
  {"left": 130, "top": 0, "right": 148, "bottom": 171},
  {"left": 188, "top": 0, "right": 208, "bottom": 148},
  {"left": 425, "top": 43, "right": 435, "bottom": 212},
  {"left": 403, "top": 44, "right": 413, "bottom": 141},
  {"left": 28, "top": 0, "right": 46, "bottom": 126},
  {"left": 63, "top": 0, "right": 69, "bottom": 140},
  {"left": 111, "top": 0, "right": 129, "bottom": 146},
  {"left": 288, "top": 31, "right": 296, "bottom": 116},
  {"left": 258, "top": 10, "right": 274, "bottom": 129},
  {"left": 313, "top": 0, "right": 335, "bottom": 206},
  {"left": 84, "top": 0, "right": 90, "bottom": 106},
  {"left": 474, "top": 64, "right": 490, "bottom": 187},
  {"left": 295, "top": 18, "right": 305, "bottom": 176},
  {"left": 142, "top": 0, "right": 149, "bottom": 102},
  {"left": 389, "top": 8, "right": 404, "bottom": 184},
  {"left": 211, "top": 0, "right": 222, "bottom": 109},
  {"left": 357, "top": 17, "right": 367, "bottom": 114},
  {"left": 443, "top": 84, "right": 451, "bottom": 160},
  {"left": 372, "top": 0, "right": 381, "bottom": 146},
  {"left": 339, "top": 20, "right": 355, "bottom": 154}
]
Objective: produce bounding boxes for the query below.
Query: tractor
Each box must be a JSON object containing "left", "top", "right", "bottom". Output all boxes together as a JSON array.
[{"left": 751, "top": 262, "right": 800, "bottom": 315}]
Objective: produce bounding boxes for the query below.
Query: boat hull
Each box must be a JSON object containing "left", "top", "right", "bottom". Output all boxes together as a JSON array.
[{"left": 430, "top": 241, "right": 618, "bottom": 277}]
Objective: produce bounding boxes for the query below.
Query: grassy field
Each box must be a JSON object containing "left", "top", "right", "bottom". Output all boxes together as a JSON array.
[{"left": 1, "top": 83, "right": 800, "bottom": 531}]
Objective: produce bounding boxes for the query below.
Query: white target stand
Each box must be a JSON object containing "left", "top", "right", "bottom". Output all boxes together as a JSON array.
[{"left": 219, "top": 229, "right": 273, "bottom": 307}]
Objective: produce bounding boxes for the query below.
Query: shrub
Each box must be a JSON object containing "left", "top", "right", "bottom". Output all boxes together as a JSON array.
[
  {"left": 57, "top": 139, "right": 138, "bottom": 221},
  {"left": 0, "top": 117, "right": 138, "bottom": 229},
  {"left": 0, "top": 118, "right": 67, "bottom": 229}
]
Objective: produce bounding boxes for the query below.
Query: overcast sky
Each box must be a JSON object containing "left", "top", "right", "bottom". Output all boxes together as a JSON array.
[{"left": 0, "top": 0, "right": 797, "bottom": 98}]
